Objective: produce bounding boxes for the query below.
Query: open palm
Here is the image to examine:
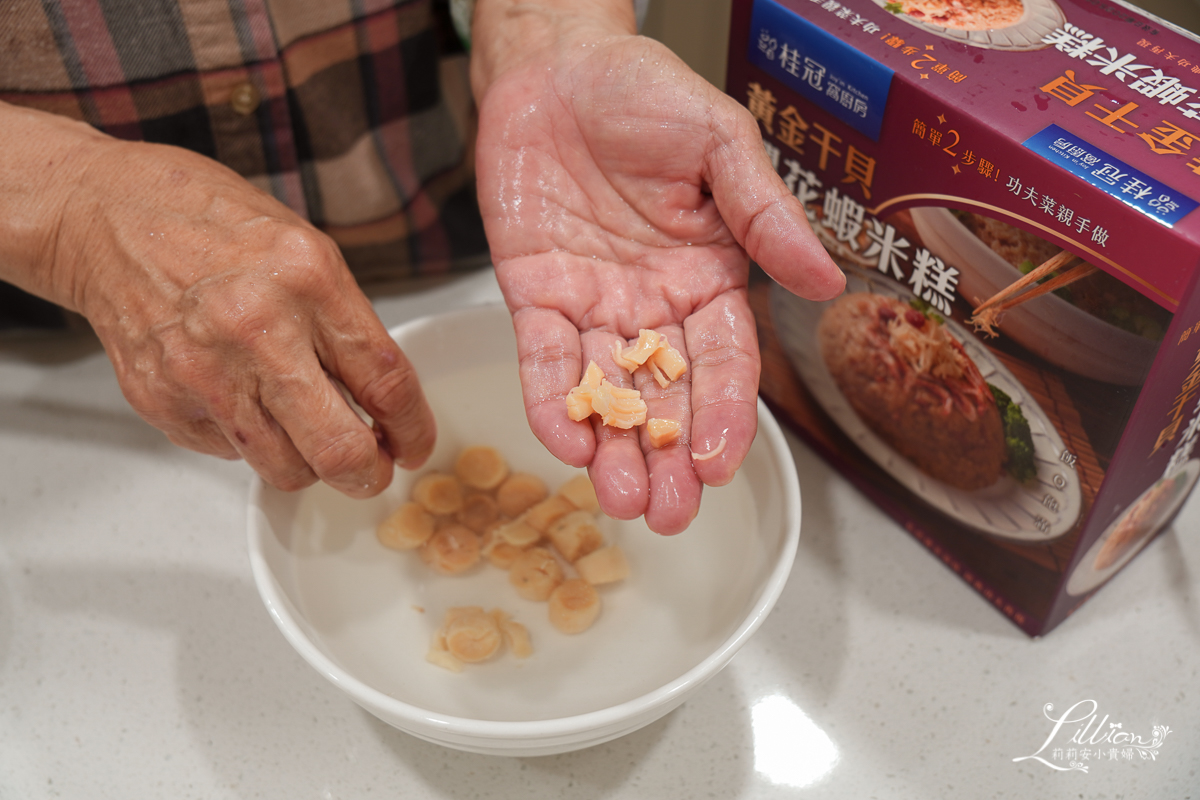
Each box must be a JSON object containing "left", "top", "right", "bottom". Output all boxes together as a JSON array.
[{"left": 476, "top": 32, "right": 843, "bottom": 533}]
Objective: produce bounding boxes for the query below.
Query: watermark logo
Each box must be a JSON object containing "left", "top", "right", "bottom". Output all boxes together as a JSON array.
[{"left": 1013, "top": 700, "right": 1171, "bottom": 773}]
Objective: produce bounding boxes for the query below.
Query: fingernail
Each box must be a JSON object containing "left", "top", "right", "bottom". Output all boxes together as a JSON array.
[
  {"left": 374, "top": 425, "right": 394, "bottom": 460},
  {"left": 397, "top": 455, "right": 429, "bottom": 471}
]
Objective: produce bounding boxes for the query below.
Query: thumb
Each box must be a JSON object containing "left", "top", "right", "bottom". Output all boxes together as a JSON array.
[{"left": 705, "top": 102, "right": 846, "bottom": 301}]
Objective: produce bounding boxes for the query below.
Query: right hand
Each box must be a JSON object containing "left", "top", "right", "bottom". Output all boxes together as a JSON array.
[{"left": 470, "top": 2, "right": 844, "bottom": 533}]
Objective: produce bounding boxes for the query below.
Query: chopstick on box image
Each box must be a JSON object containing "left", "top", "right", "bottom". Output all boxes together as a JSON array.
[{"left": 970, "top": 249, "right": 1097, "bottom": 336}]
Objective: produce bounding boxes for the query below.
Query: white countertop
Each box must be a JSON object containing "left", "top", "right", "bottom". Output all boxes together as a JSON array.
[{"left": 1, "top": 270, "right": 1196, "bottom": 799}]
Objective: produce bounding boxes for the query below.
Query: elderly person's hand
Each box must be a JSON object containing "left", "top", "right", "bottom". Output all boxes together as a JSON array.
[
  {"left": 0, "top": 101, "right": 435, "bottom": 497},
  {"left": 471, "top": 0, "right": 845, "bottom": 534}
]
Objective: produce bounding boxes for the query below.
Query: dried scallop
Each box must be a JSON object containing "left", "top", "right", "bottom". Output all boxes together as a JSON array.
[
  {"left": 523, "top": 494, "right": 576, "bottom": 533},
  {"left": 496, "top": 472, "right": 549, "bottom": 518},
  {"left": 481, "top": 526, "right": 524, "bottom": 570},
  {"left": 377, "top": 501, "right": 436, "bottom": 550},
  {"left": 412, "top": 472, "right": 464, "bottom": 515},
  {"left": 509, "top": 547, "right": 565, "bottom": 602},
  {"left": 381, "top": 447, "right": 630, "bottom": 672},
  {"left": 574, "top": 545, "right": 630, "bottom": 585},
  {"left": 557, "top": 474, "right": 599, "bottom": 513},
  {"left": 419, "top": 523, "right": 481, "bottom": 575},
  {"left": 442, "top": 607, "right": 503, "bottom": 663},
  {"left": 455, "top": 446, "right": 510, "bottom": 490},
  {"left": 548, "top": 579, "right": 601, "bottom": 634},
  {"left": 457, "top": 492, "right": 500, "bottom": 533},
  {"left": 495, "top": 517, "right": 541, "bottom": 548},
  {"left": 647, "top": 418, "right": 681, "bottom": 448},
  {"left": 546, "top": 509, "right": 604, "bottom": 562}
]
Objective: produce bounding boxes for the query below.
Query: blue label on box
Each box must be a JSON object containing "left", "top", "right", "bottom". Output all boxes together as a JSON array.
[
  {"left": 747, "top": 0, "right": 893, "bottom": 141},
  {"left": 1023, "top": 124, "right": 1197, "bottom": 226}
]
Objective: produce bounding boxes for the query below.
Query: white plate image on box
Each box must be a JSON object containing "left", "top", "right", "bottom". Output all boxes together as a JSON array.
[
  {"left": 910, "top": 206, "right": 1162, "bottom": 386},
  {"left": 869, "top": 0, "right": 1065, "bottom": 51},
  {"left": 247, "top": 304, "right": 802, "bottom": 756},
  {"left": 1065, "top": 459, "right": 1200, "bottom": 596},
  {"left": 770, "top": 271, "right": 1081, "bottom": 541}
]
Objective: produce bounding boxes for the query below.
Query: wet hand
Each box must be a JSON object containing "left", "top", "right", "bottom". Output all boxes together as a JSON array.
[{"left": 473, "top": 16, "right": 844, "bottom": 533}]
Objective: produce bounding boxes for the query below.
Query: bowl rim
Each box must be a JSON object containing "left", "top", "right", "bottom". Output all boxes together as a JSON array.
[{"left": 246, "top": 305, "right": 801, "bottom": 742}]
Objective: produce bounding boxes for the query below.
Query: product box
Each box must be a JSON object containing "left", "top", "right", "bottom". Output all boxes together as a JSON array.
[{"left": 727, "top": 0, "right": 1200, "bottom": 634}]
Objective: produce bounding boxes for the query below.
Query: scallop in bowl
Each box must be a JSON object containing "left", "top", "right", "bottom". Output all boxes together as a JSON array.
[{"left": 246, "top": 303, "right": 801, "bottom": 756}]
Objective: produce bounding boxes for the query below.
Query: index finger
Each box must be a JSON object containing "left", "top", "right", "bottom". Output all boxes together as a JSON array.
[
  {"left": 511, "top": 305, "right": 595, "bottom": 469},
  {"left": 324, "top": 326, "right": 437, "bottom": 472},
  {"left": 259, "top": 351, "right": 396, "bottom": 497}
]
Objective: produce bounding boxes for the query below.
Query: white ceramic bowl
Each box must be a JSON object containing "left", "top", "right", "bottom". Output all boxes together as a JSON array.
[
  {"left": 247, "top": 303, "right": 801, "bottom": 756},
  {"left": 910, "top": 206, "right": 1160, "bottom": 386}
]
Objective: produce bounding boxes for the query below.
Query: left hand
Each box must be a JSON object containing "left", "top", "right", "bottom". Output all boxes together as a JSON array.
[
  {"left": 0, "top": 102, "right": 436, "bottom": 499},
  {"left": 471, "top": 1, "right": 844, "bottom": 534}
]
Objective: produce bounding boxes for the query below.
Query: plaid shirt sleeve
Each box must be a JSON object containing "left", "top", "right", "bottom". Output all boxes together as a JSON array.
[{"left": 0, "top": 0, "right": 489, "bottom": 283}]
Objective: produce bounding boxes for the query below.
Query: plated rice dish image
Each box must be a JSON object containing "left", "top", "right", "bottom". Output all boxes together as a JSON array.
[
  {"left": 769, "top": 271, "right": 1080, "bottom": 540},
  {"left": 884, "top": 0, "right": 1023, "bottom": 30},
  {"left": 817, "top": 292, "right": 1034, "bottom": 491},
  {"left": 870, "top": 0, "right": 1065, "bottom": 51},
  {"left": 1063, "top": 459, "right": 1199, "bottom": 596},
  {"left": 1093, "top": 473, "right": 1187, "bottom": 571}
]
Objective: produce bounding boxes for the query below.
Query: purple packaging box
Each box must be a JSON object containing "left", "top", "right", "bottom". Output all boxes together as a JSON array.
[{"left": 728, "top": 0, "right": 1200, "bottom": 633}]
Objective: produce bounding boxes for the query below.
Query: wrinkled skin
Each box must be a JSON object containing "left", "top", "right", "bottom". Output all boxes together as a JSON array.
[
  {"left": 46, "top": 130, "right": 436, "bottom": 497},
  {"left": 475, "top": 30, "right": 845, "bottom": 534}
]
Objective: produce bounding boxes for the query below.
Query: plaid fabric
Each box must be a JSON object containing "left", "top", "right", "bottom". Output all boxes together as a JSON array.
[{"left": 0, "top": 0, "right": 489, "bottom": 283}]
